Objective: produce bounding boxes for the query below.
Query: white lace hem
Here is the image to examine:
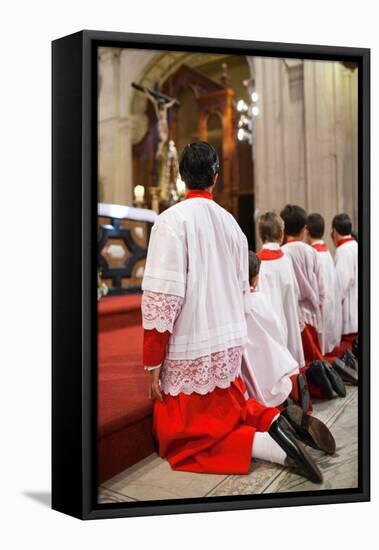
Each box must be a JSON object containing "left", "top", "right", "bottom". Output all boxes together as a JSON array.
[
  {"left": 141, "top": 290, "right": 184, "bottom": 333},
  {"left": 160, "top": 346, "right": 243, "bottom": 396}
]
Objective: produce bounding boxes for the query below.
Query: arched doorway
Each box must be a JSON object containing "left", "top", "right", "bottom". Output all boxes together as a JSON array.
[{"left": 130, "top": 52, "right": 256, "bottom": 247}]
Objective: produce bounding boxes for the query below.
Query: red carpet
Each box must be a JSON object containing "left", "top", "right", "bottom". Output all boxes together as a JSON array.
[
  {"left": 98, "top": 294, "right": 155, "bottom": 483},
  {"left": 97, "top": 295, "right": 356, "bottom": 482}
]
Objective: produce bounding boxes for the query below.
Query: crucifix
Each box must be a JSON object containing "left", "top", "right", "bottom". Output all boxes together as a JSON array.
[{"left": 132, "top": 81, "right": 179, "bottom": 160}]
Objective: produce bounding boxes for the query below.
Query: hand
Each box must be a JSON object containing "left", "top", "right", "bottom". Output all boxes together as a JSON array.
[
  {"left": 149, "top": 367, "right": 163, "bottom": 402},
  {"left": 149, "top": 380, "right": 163, "bottom": 402}
]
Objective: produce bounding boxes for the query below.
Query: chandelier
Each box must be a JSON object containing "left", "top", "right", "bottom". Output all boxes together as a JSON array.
[{"left": 236, "top": 79, "right": 259, "bottom": 144}]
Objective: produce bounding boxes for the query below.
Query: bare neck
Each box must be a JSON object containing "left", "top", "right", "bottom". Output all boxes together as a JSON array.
[
  {"left": 285, "top": 235, "right": 303, "bottom": 243},
  {"left": 308, "top": 236, "right": 323, "bottom": 244}
]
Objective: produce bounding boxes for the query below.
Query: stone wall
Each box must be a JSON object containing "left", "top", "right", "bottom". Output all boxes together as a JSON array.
[
  {"left": 98, "top": 49, "right": 358, "bottom": 252},
  {"left": 249, "top": 56, "right": 358, "bottom": 249},
  {"left": 98, "top": 48, "right": 158, "bottom": 205}
]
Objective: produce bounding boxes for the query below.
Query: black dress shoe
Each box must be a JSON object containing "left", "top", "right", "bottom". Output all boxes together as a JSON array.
[
  {"left": 341, "top": 348, "right": 358, "bottom": 371},
  {"left": 352, "top": 336, "right": 359, "bottom": 359},
  {"left": 297, "top": 373, "right": 311, "bottom": 413},
  {"left": 322, "top": 361, "right": 346, "bottom": 397},
  {"left": 306, "top": 361, "right": 334, "bottom": 400},
  {"left": 282, "top": 395, "right": 296, "bottom": 408},
  {"left": 282, "top": 404, "right": 336, "bottom": 455},
  {"left": 333, "top": 358, "right": 358, "bottom": 385},
  {"left": 269, "top": 416, "right": 323, "bottom": 483}
]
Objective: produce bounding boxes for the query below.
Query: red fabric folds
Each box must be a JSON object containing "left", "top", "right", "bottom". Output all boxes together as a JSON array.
[
  {"left": 336, "top": 237, "right": 356, "bottom": 248},
  {"left": 153, "top": 376, "right": 279, "bottom": 474},
  {"left": 257, "top": 248, "right": 284, "bottom": 261},
  {"left": 186, "top": 189, "right": 213, "bottom": 200},
  {"left": 341, "top": 332, "right": 357, "bottom": 344},
  {"left": 312, "top": 242, "right": 328, "bottom": 252},
  {"left": 324, "top": 332, "right": 356, "bottom": 361},
  {"left": 143, "top": 328, "right": 170, "bottom": 367},
  {"left": 301, "top": 324, "right": 323, "bottom": 362},
  {"left": 300, "top": 365, "right": 327, "bottom": 400}
]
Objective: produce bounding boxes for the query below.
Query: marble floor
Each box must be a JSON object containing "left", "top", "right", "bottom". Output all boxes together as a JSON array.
[{"left": 98, "top": 386, "right": 358, "bottom": 503}]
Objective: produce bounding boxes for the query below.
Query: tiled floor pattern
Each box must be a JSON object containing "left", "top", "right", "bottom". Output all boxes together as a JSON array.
[{"left": 99, "top": 386, "right": 358, "bottom": 502}]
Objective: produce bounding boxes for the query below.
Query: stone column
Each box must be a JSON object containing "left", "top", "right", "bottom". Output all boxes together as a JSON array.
[
  {"left": 250, "top": 56, "right": 306, "bottom": 244},
  {"left": 98, "top": 48, "right": 121, "bottom": 204},
  {"left": 248, "top": 55, "right": 358, "bottom": 250},
  {"left": 98, "top": 47, "right": 158, "bottom": 206},
  {"left": 303, "top": 60, "right": 358, "bottom": 245},
  {"left": 116, "top": 118, "right": 135, "bottom": 206}
]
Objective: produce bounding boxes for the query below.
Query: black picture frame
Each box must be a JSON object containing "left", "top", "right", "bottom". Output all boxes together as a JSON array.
[{"left": 52, "top": 30, "right": 370, "bottom": 520}]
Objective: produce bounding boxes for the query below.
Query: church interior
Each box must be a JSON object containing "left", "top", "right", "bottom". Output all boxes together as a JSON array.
[{"left": 97, "top": 47, "right": 358, "bottom": 503}]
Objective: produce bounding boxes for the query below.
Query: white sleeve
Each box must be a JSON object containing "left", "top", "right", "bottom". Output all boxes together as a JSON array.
[
  {"left": 239, "top": 232, "right": 250, "bottom": 294},
  {"left": 142, "top": 219, "right": 187, "bottom": 297},
  {"left": 314, "top": 252, "right": 326, "bottom": 306},
  {"left": 141, "top": 290, "right": 184, "bottom": 332},
  {"left": 335, "top": 250, "right": 354, "bottom": 298},
  {"left": 286, "top": 262, "right": 305, "bottom": 332},
  {"left": 288, "top": 260, "right": 300, "bottom": 302},
  {"left": 144, "top": 364, "right": 161, "bottom": 371}
]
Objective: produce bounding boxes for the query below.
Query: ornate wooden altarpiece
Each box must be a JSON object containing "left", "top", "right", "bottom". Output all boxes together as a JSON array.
[{"left": 132, "top": 64, "right": 250, "bottom": 220}]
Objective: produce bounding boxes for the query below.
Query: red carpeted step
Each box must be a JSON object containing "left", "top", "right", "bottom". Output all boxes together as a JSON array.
[
  {"left": 98, "top": 294, "right": 142, "bottom": 331},
  {"left": 98, "top": 294, "right": 155, "bottom": 483}
]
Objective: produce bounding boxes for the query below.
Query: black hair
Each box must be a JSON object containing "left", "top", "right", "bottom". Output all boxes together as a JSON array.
[
  {"left": 332, "top": 213, "right": 352, "bottom": 236},
  {"left": 306, "top": 213, "right": 325, "bottom": 239},
  {"left": 248, "top": 250, "right": 261, "bottom": 282},
  {"left": 179, "top": 141, "right": 219, "bottom": 190},
  {"left": 280, "top": 204, "right": 307, "bottom": 237}
]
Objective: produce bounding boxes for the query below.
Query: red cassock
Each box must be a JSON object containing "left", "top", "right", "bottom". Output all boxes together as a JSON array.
[
  {"left": 143, "top": 328, "right": 278, "bottom": 475},
  {"left": 281, "top": 240, "right": 325, "bottom": 363},
  {"left": 153, "top": 376, "right": 278, "bottom": 475},
  {"left": 325, "top": 334, "right": 356, "bottom": 361},
  {"left": 301, "top": 324, "right": 324, "bottom": 362}
]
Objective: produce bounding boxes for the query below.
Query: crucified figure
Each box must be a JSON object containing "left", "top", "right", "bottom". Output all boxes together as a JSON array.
[{"left": 132, "top": 82, "right": 179, "bottom": 160}]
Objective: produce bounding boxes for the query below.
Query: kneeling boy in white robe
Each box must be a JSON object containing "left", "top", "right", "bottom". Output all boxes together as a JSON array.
[
  {"left": 305, "top": 213, "right": 342, "bottom": 354},
  {"left": 331, "top": 213, "right": 358, "bottom": 341},
  {"left": 256, "top": 211, "right": 305, "bottom": 369},
  {"left": 280, "top": 204, "right": 325, "bottom": 364},
  {"left": 242, "top": 251, "right": 309, "bottom": 411}
]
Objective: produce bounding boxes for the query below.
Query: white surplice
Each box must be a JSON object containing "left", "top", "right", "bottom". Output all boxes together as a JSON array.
[
  {"left": 241, "top": 290, "right": 299, "bottom": 407},
  {"left": 281, "top": 241, "right": 325, "bottom": 343},
  {"left": 334, "top": 237, "right": 358, "bottom": 335},
  {"left": 257, "top": 243, "right": 305, "bottom": 368},
  {"left": 311, "top": 240, "right": 342, "bottom": 354},
  {"left": 141, "top": 196, "right": 249, "bottom": 395}
]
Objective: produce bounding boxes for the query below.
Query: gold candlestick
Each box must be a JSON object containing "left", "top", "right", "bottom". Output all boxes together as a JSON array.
[{"left": 150, "top": 187, "right": 161, "bottom": 214}]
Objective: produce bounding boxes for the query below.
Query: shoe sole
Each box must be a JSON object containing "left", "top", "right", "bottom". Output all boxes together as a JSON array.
[
  {"left": 284, "top": 405, "right": 336, "bottom": 455},
  {"left": 280, "top": 417, "right": 323, "bottom": 483},
  {"left": 308, "top": 362, "right": 334, "bottom": 400},
  {"left": 333, "top": 358, "right": 358, "bottom": 385},
  {"left": 297, "top": 374, "right": 310, "bottom": 413},
  {"left": 285, "top": 448, "right": 323, "bottom": 484},
  {"left": 341, "top": 350, "right": 358, "bottom": 371},
  {"left": 323, "top": 362, "right": 347, "bottom": 397}
]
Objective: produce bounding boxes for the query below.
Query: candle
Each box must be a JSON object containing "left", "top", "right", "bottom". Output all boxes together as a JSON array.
[
  {"left": 176, "top": 177, "right": 186, "bottom": 196},
  {"left": 134, "top": 185, "right": 145, "bottom": 204}
]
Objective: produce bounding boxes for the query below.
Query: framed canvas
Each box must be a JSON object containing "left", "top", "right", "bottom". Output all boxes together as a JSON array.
[{"left": 52, "top": 30, "right": 370, "bottom": 520}]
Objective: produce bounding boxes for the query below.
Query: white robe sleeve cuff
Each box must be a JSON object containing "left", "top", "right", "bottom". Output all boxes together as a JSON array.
[{"left": 144, "top": 364, "right": 161, "bottom": 372}]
